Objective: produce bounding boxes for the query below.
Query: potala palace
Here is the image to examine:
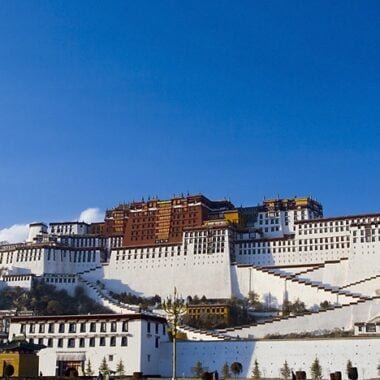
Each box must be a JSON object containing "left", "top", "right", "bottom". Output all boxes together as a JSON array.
[{"left": 1, "top": 194, "right": 380, "bottom": 377}]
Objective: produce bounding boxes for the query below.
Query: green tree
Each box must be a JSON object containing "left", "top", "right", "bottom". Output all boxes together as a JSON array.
[
  {"left": 230, "top": 362, "right": 243, "bottom": 380},
  {"left": 248, "top": 291, "right": 262, "bottom": 309},
  {"left": 280, "top": 361, "right": 291, "bottom": 380},
  {"left": 46, "top": 299, "right": 65, "bottom": 315},
  {"left": 346, "top": 360, "right": 353, "bottom": 378},
  {"left": 292, "top": 299, "right": 306, "bottom": 314},
  {"left": 310, "top": 358, "right": 322, "bottom": 380},
  {"left": 85, "top": 360, "right": 94, "bottom": 376},
  {"left": 283, "top": 299, "right": 307, "bottom": 316},
  {"left": 251, "top": 359, "right": 261, "bottom": 380},
  {"left": 222, "top": 362, "right": 231, "bottom": 379},
  {"left": 99, "top": 357, "right": 110, "bottom": 375},
  {"left": 320, "top": 300, "right": 331, "bottom": 310},
  {"left": 282, "top": 300, "right": 291, "bottom": 316},
  {"left": 116, "top": 359, "right": 126, "bottom": 376},
  {"left": 192, "top": 361, "right": 204, "bottom": 378}
]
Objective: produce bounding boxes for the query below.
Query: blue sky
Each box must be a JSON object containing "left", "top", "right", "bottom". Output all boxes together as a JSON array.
[{"left": 1, "top": 1, "right": 380, "bottom": 229}]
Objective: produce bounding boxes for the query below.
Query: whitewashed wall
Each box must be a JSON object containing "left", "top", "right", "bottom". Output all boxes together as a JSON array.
[
  {"left": 100, "top": 247, "right": 233, "bottom": 300},
  {"left": 219, "top": 298, "right": 380, "bottom": 339},
  {"left": 231, "top": 266, "right": 354, "bottom": 308},
  {"left": 160, "top": 337, "right": 380, "bottom": 379}
]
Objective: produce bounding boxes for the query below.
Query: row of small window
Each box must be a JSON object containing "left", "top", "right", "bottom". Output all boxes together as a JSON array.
[
  {"left": 1, "top": 252, "right": 23, "bottom": 264},
  {"left": 357, "top": 324, "right": 378, "bottom": 333},
  {"left": 115, "top": 246, "right": 181, "bottom": 255},
  {"left": 299, "top": 244, "right": 348, "bottom": 251},
  {"left": 43, "top": 277, "right": 76, "bottom": 284},
  {"left": 298, "top": 227, "right": 349, "bottom": 234},
  {"left": 15, "top": 254, "right": 42, "bottom": 262},
  {"left": 194, "top": 246, "right": 224, "bottom": 254},
  {"left": 21, "top": 321, "right": 128, "bottom": 334},
  {"left": 116, "top": 252, "right": 187, "bottom": 261},
  {"left": 299, "top": 236, "right": 347, "bottom": 244},
  {"left": 60, "top": 237, "right": 101, "bottom": 248},
  {"left": 257, "top": 226, "right": 280, "bottom": 233},
  {"left": 50, "top": 224, "right": 81, "bottom": 233},
  {"left": 353, "top": 229, "right": 380, "bottom": 236},
  {"left": 239, "top": 241, "right": 295, "bottom": 248},
  {"left": 188, "top": 308, "right": 227, "bottom": 314},
  {"left": 29, "top": 336, "right": 129, "bottom": 348},
  {"left": 184, "top": 230, "right": 225, "bottom": 237},
  {"left": 15, "top": 248, "right": 43, "bottom": 254},
  {"left": 353, "top": 237, "right": 380, "bottom": 243},
  {"left": 47, "top": 251, "right": 97, "bottom": 263},
  {"left": 239, "top": 248, "right": 296, "bottom": 255},
  {"left": 298, "top": 220, "right": 351, "bottom": 228},
  {"left": 239, "top": 244, "right": 348, "bottom": 254},
  {"left": 258, "top": 212, "right": 282, "bottom": 219},
  {"left": 190, "top": 236, "right": 225, "bottom": 243},
  {"left": 258, "top": 219, "right": 280, "bottom": 225},
  {"left": 3, "top": 275, "right": 32, "bottom": 282}
]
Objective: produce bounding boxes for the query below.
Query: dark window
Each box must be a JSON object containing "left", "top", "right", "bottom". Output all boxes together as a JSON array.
[
  {"left": 48, "top": 323, "right": 54, "bottom": 333},
  {"left": 163, "top": 324, "right": 166, "bottom": 335},
  {"left": 59, "top": 323, "right": 65, "bottom": 333},
  {"left": 29, "top": 324, "right": 35, "bottom": 333},
  {"left": 155, "top": 337, "right": 159, "bottom": 348},
  {"left": 155, "top": 323, "right": 159, "bottom": 334},
  {"left": 20, "top": 324, "right": 26, "bottom": 334},
  {"left": 80, "top": 323, "right": 86, "bottom": 333},
  {"left": 68, "top": 338, "right": 75, "bottom": 348},
  {"left": 58, "top": 339, "right": 63, "bottom": 348},
  {"left": 110, "top": 336, "right": 116, "bottom": 346},
  {"left": 69, "top": 323, "right": 76, "bottom": 333},
  {"left": 366, "top": 323, "right": 376, "bottom": 333},
  {"left": 100, "top": 322, "right": 106, "bottom": 332},
  {"left": 99, "top": 337, "right": 106, "bottom": 346},
  {"left": 122, "top": 321, "right": 128, "bottom": 332},
  {"left": 111, "top": 322, "right": 117, "bottom": 332},
  {"left": 38, "top": 338, "right": 44, "bottom": 345},
  {"left": 79, "top": 338, "right": 85, "bottom": 348},
  {"left": 121, "top": 337, "right": 128, "bottom": 346},
  {"left": 89, "top": 338, "right": 95, "bottom": 347},
  {"left": 47, "top": 338, "right": 53, "bottom": 347},
  {"left": 147, "top": 322, "right": 151, "bottom": 333},
  {"left": 90, "top": 322, "right": 96, "bottom": 332}
]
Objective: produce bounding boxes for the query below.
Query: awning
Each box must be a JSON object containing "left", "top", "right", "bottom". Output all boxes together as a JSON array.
[{"left": 56, "top": 352, "right": 86, "bottom": 361}]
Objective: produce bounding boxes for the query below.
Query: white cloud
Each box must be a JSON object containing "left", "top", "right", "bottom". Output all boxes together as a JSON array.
[
  {"left": 0, "top": 224, "right": 29, "bottom": 244},
  {"left": 78, "top": 208, "right": 104, "bottom": 224}
]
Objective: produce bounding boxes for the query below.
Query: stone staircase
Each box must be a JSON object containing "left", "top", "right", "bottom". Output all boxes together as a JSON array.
[
  {"left": 252, "top": 264, "right": 368, "bottom": 303},
  {"left": 77, "top": 275, "right": 141, "bottom": 314},
  {"left": 216, "top": 295, "right": 380, "bottom": 339}
]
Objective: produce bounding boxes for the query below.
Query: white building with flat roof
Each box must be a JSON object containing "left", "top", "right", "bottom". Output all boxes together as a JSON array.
[{"left": 8, "top": 313, "right": 168, "bottom": 377}]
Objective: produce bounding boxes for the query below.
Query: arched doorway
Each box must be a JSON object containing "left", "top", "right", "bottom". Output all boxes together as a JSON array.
[{"left": 64, "top": 367, "right": 79, "bottom": 377}]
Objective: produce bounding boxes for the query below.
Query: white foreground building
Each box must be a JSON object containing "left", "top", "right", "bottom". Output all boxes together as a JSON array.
[{"left": 8, "top": 313, "right": 168, "bottom": 377}]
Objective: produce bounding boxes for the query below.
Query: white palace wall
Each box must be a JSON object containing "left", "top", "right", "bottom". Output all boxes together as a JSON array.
[
  {"left": 100, "top": 231, "right": 234, "bottom": 299},
  {"left": 346, "top": 239, "right": 380, "bottom": 285},
  {"left": 220, "top": 297, "right": 380, "bottom": 339},
  {"left": 231, "top": 266, "right": 354, "bottom": 308},
  {"left": 296, "top": 260, "right": 349, "bottom": 288},
  {"left": 160, "top": 337, "right": 380, "bottom": 379},
  {"left": 0, "top": 246, "right": 102, "bottom": 276}
]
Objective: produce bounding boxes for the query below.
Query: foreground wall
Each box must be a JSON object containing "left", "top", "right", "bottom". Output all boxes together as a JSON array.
[{"left": 160, "top": 337, "right": 380, "bottom": 379}]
